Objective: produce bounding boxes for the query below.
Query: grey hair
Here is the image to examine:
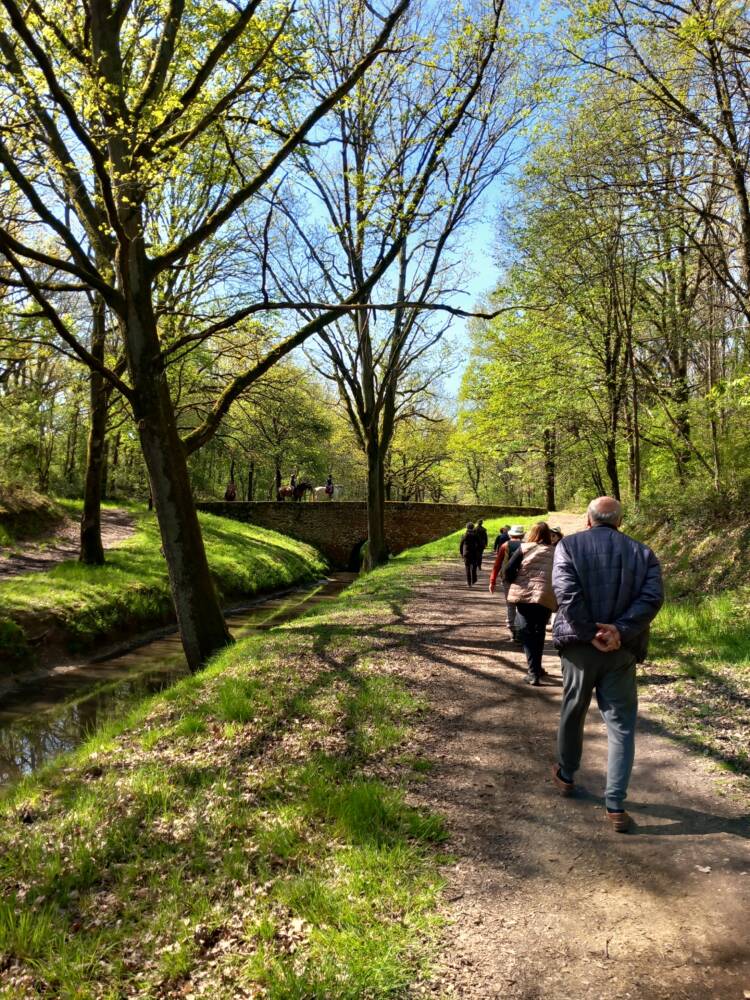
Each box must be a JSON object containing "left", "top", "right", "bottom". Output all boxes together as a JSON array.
[{"left": 587, "top": 498, "right": 623, "bottom": 526}]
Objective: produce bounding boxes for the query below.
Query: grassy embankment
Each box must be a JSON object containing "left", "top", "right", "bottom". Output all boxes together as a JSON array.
[
  {"left": 0, "top": 506, "right": 326, "bottom": 671},
  {"left": 0, "top": 517, "right": 528, "bottom": 999},
  {"left": 637, "top": 517, "right": 750, "bottom": 781},
  {"left": 0, "top": 487, "right": 66, "bottom": 547}
]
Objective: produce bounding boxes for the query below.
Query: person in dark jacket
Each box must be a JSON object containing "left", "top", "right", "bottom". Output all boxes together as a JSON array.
[
  {"left": 475, "top": 519, "right": 488, "bottom": 570},
  {"left": 459, "top": 522, "right": 481, "bottom": 587},
  {"left": 493, "top": 525, "right": 511, "bottom": 552},
  {"left": 550, "top": 496, "right": 663, "bottom": 832}
]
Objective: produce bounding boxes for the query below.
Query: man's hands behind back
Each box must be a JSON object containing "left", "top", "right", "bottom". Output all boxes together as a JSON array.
[{"left": 592, "top": 623, "right": 621, "bottom": 653}]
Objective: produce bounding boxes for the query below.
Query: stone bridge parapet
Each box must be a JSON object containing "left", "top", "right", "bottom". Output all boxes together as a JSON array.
[{"left": 197, "top": 501, "right": 546, "bottom": 569}]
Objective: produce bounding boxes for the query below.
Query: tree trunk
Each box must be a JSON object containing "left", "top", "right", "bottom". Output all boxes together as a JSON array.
[
  {"left": 65, "top": 404, "right": 80, "bottom": 485},
  {"left": 122, "top": 250, "right": 232, "bottom": 672},
  {"left": 673, "top": 375, "right": 691, "bottom": 481},
  {"left": 109, "top": 430, "right": 121, "bottom": 497},
  {"left": 543, "top": 427, "right": 556, "bottom": 511},
  {"left": 605, "top": 435, "right": 620, "bottom": 500},
  {"left": 247, "top": 461, "right": 255, "bottom": 501},
  {"left": 626, "top": 342, "right": 641, "bottom": 504},
  {"left": 80, "top": 298, "right": 108, "bottom": 565},
  {"left": 366, "top": 436, "right": 388, "bottom": 568}
]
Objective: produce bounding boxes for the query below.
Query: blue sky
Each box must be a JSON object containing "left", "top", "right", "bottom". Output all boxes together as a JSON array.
[{"left": 444, "top": 214, "right": 502, "bottom": 397}]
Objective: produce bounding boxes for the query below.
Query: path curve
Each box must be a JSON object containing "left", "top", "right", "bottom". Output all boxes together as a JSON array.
[
  {"left": 388, "top": 521, "right": 750, "bottom": 999},
  {"left": 0, "top": 509, "right": 134, "bottom": 577}
]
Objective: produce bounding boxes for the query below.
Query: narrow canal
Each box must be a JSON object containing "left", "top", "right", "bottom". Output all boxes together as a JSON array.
[{"left": 0, "top": 572, "right": 354, "bottom": 788}]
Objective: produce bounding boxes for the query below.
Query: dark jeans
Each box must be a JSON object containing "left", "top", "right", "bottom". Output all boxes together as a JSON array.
[
  {"left": 464, "top": 558, "right": 477, "bottom": 586},
  {"left": 557, "top": 644, "right": 638, "bottom": 810},
  {"left": 502, "top": 581, "right": 517, "bottom": 630},
  {"left": 515, "top": 602, "right": 552, "bottom": 676}
]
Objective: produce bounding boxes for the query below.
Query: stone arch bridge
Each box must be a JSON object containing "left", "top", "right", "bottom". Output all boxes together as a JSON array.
[{"left": 197, "top": 501, "right": 546, "bottom": 569}]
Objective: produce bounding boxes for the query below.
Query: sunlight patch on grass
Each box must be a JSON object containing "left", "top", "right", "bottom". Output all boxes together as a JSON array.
[
  {"left": 651, "top": 589, "right": 750, "bottom": 670},
  {"left": 0, "top": 506, "right": 326, "bottom": 662},
  {"left": 0, "top": 535, "right": 450, "bottom": 997}
]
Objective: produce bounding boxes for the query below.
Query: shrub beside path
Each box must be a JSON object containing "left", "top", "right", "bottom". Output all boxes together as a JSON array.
[{"left": 394, "top": 515, "right": 750, "bottom": 999}]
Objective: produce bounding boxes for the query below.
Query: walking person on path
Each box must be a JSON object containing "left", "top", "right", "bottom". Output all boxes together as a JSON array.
[
  {"left": 488, "top": 525, "right": 525, "bottom": 641},
  {"left": 504, "top": 522, "right": 557, "bottom": 685},
  {"left": 475, "top": 519, "right": 488, "bottom": 570},
  {"left": 459, "top": 522, "right": 481, "bottom": 588},
  {"left": 493, "top": 524, "right": 511, "bottom": 553},
  {"left": 550, "top": 496, "right": 664, "bottom": 832}
]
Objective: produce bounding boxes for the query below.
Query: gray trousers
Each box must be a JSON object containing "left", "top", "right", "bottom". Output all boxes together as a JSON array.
[
  {"left": 557, "top": 644, "right": 638, "bottom": 810},
  {"left": 502, "top": 581, "right": 517, "bottom": 629}
]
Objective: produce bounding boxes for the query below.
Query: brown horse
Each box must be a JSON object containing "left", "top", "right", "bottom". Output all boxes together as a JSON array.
[{"left": 277, "top": 481, "right": 313, "bottom": 502}]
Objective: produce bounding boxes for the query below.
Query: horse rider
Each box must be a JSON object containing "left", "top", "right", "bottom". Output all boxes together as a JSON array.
[
  {"left": 290, "top": 469, "right": 298, "bottom": 490},
  {"left": 325, "top": 473, "right": 334, "bottom": 497}
]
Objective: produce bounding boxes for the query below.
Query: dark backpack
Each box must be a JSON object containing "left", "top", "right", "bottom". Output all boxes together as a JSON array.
[
  {"left": 500, "top": 540, "right": 522, "bottom": 582},
  {"left": 494, "top": 532, "right": 509, "bottom": 552}
]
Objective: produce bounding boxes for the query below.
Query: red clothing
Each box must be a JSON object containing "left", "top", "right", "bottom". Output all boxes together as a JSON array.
[{"left": 489, "top": 542, "right": 510, "bottom": 589}]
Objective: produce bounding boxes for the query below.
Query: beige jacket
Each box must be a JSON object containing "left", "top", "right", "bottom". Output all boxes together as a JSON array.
[{"left": 507, "top": 542, "right": 558, "bottom": 611}]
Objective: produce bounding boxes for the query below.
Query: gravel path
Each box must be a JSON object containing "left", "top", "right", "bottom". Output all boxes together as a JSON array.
[
  {"left": 0, "top": 509, "right": 134, "bottom": 577},
  {"left": 390, "top": 527, "right": 750, "bottom": 1000}
]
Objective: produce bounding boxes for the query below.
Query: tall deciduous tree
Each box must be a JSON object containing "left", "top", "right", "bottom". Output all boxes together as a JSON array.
[
  {"left": 257, "top": 0, "right": 534, "bottom": 564},
  {"left": 0, "top": 0, "right": 408, "bottom": 668}
]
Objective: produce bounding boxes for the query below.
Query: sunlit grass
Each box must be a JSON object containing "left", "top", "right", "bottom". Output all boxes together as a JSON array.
[
  {"left": 0, "top": 537, "right": 449, "bottom": 998},
  {"left": 392, "top": 515, "right": 545, "bottom": 565},
  {"left": 0, "top": 506, "right": 326, "bottom": 660},
  {"left": 651, "top": 590, "right": 750, "bottom": 671}
]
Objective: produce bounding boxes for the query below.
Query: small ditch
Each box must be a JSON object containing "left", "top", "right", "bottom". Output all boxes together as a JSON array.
[{"left": 0, "top": 572, "right": 354, "bottom": 788}]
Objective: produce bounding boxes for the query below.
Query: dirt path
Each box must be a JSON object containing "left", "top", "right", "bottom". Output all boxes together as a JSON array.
[
  {"left": 0, "top": 509, "right": 134, "bottom": 577},
  {"left": 393, "top": 519, "right": 750, "bottom": 1000}
]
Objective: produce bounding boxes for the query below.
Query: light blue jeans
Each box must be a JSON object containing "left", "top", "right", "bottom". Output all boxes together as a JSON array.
[{"left": 557, "top": 644, "right": 638, "bottom": 810}]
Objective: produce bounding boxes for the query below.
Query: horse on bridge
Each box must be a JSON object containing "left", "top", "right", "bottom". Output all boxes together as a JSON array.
[
  {"left": 313, "top": 484, "right": 343, "bottom": 501},
  {"left": 277, "top": 481, "right": 313, "bottom": 502}
]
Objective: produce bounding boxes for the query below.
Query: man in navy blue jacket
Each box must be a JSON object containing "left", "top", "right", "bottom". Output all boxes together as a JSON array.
[{"left": 551, "top": 496, "right": 663, "bottom": 832}]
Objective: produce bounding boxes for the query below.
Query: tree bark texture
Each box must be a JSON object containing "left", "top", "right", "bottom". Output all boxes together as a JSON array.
[
  {"left": 365, "top": 436, "right": 388, "bottom": 568},
  {"left": 80, "top": 297, "right": 108, "bottom": 565},
  {"left": 123, "top": 249, "right": 232, "bottom": 671},
  {"left": 543, "top": 427, "right": 556, "bottom": 512}
]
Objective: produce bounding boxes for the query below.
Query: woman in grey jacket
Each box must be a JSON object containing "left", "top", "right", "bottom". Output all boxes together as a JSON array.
[{"left": 506, "top": 521, "right": 558, "bottom": 685}]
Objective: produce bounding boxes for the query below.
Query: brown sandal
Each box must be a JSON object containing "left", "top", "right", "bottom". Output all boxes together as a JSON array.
[{"left": 605, "top": 809, "right": 631, "bottom": 833}]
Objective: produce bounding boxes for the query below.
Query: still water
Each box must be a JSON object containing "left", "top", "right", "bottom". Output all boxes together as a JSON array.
[{"left": 0, "top": 573, "right": 354, "bottom": 788}]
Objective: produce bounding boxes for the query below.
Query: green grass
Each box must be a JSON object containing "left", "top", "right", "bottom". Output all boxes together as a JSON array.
[
  {"left": 650, "top": 589, "right": 750, "bottom": 671},
  {"left": 0, "top": 530, "right": 460, "bottom": 999},
  {"left": 0, "top": 505, "right": 326, "bottom": 665},
  {"left": 641, "top": 547, "right": 750, "bottom": 780}
]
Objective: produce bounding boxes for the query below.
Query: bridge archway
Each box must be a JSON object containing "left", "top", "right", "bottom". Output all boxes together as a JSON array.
[{"left": 348, "top": 539, "right": 368, "bottom": 572}]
